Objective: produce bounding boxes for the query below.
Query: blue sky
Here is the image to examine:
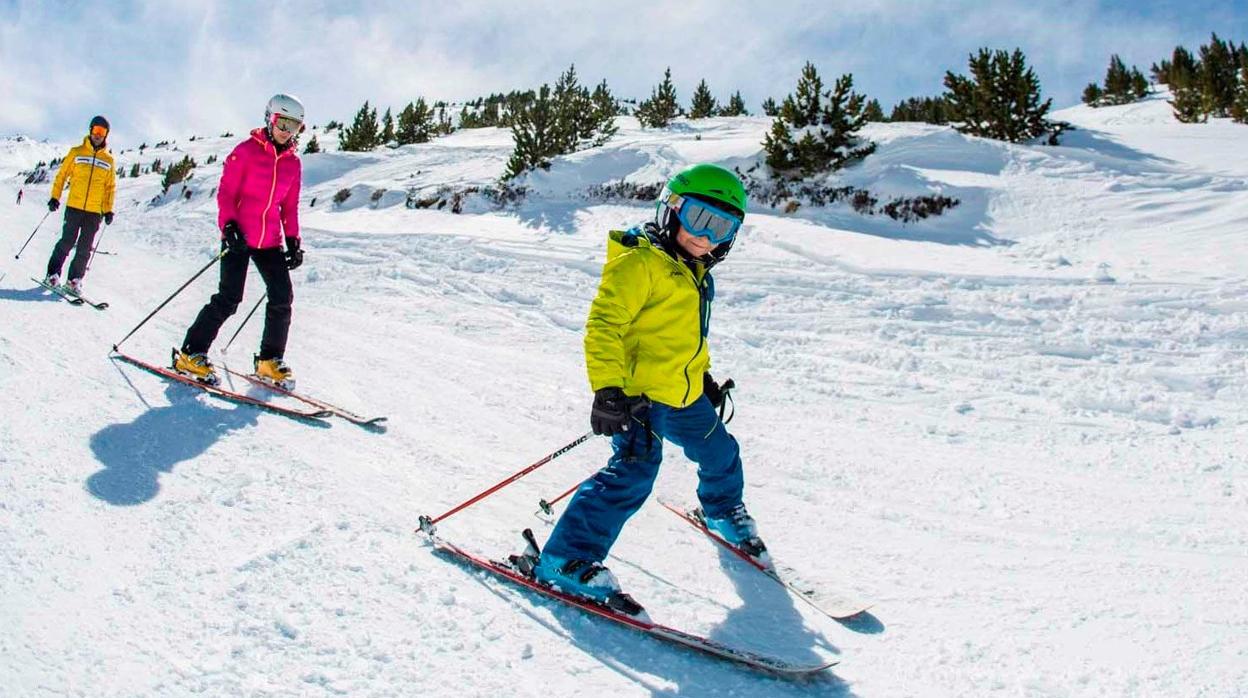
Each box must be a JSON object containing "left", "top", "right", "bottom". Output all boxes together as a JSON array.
[{"left": 1, "top": 0, "right": 1243, "bottom": 144}]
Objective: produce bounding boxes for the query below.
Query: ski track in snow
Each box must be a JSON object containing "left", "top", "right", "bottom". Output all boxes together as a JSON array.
[{"left": 2, "top": 95, "right": 1247, "bottom": 697}]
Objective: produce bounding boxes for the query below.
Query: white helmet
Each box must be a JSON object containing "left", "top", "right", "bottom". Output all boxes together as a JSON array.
[{"left": 264, "top": 93, "right": 305, "bottom": 127}]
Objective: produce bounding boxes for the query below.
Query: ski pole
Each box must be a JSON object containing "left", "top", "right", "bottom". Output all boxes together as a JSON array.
[
  {"left": 111, "top": 249, "right": 225, "bottom": 352},
  {"left": 418, "top": 431, "right": 594, "bottom": 536},
  {"left": 223, "top": 294, "right": 265, "bottom": 353},
  {"left": 83, "top": 221, "right": 110, "bottom": 276},
  {"left": 13, "top": 210, "right": 52, "bottom": 259}
]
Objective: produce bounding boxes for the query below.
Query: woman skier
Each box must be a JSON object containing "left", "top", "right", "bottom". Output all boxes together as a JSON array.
[{"left": 172, "top": 93, "right": 306, "bottom": 389}]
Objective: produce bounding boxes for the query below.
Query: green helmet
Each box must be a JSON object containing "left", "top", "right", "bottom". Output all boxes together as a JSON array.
[{"left": 665, "top": 164, "right": 747, "bottom": 217}]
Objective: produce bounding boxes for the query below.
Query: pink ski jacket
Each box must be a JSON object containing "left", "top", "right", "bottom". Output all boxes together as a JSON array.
[{"left": 216, "top": 128, "right": 301, "bottom": 249}]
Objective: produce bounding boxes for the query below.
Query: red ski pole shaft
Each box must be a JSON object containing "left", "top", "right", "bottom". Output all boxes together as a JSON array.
[{"left": 418, "top": 431, "right": 593, "bottom": 535}]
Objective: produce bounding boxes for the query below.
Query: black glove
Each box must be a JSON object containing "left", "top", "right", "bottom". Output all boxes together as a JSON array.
[
  {"left": 47, "top": 198, "right": 60, "bottom": 212},
  {"left": 222, "top": 221, "right": 247, "bottom": 254},
  {"left": 103, "top": 212, "right": 114, "bottom": 225},
  {"left": 703, "top": 373, "right": 735, "bottom": 410},
  {"left": 284, "top": 237, "right": 303, "bottom": 270},
  {"left": 591, "top": 387, "right": 647, "bottom": 436}
]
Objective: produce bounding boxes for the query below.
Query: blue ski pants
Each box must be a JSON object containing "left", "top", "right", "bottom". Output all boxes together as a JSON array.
[{"left": 542, "top": 395, "right": 744, "bottom": 563}]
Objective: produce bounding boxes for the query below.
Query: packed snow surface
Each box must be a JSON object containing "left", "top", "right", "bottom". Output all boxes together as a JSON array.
[{"left": 2, "top": 94, "right": 1246, "bottom": 696}]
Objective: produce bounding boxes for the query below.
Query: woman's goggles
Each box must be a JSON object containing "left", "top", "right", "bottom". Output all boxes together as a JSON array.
[
  {"left": 90, "top": 125, "right": 108, "bottom": 138},
  {"left": 270, "top": 113, "right": 304, "bottom": 134},
  {"left": 670, "top": 193, "right": 742, "bottom": 245}
]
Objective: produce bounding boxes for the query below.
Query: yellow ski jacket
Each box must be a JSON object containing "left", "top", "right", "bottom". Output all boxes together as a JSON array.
[
  {"left": 584, "top": 227, "right": 714, "bottom": 408},
  {"left": 50, "top": 137, "right": 116, "bottom": 214}
]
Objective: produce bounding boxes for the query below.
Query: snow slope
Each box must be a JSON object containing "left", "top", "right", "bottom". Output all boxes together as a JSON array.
[{"left": 2, "top": 94, "right": 1246, "bottom": 697}]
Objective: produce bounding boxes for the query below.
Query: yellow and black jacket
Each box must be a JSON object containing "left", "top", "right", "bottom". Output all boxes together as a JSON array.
[
  {"left": 584, "top": 226, "right": 715, "bottom": 408},
  {"left": 50, "top": 137, "right": 116, "bottom": 214}
]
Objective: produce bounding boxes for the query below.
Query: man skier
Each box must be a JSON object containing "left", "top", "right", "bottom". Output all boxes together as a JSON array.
[
  {"left": 534, "top": 164, "right": 763, "bottom": 610},
  {"left": 172, "top": 93, "right": 306, "bottom": 389},
  {"left": 44, "top": 115, "right": 116, "bottom": 294}
]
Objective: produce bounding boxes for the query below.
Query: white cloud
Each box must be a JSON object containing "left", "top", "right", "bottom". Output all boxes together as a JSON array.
[{"left": 0, "top": 0, "right": 1239, "bottom": 143}]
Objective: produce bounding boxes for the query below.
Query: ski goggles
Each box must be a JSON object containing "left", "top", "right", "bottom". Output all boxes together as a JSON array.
[
  {"left": 270, "top": 113, "right": 304, "bottom": 134},
  {"left": 90, "top": 125, "right": 108, "bottom": 138},
  {"left": 669, "top": 193, "right": 742, "bottom": 245}
]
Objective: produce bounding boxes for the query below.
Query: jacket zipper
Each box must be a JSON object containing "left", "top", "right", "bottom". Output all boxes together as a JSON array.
[
  {"left": 678, "top": 267, "right": 709, "bottom": 407},
  {"left": 259, "top": 146, "right": 282, "bottom": 248}
]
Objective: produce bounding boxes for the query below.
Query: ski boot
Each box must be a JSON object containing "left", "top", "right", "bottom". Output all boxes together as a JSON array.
[
  {"left": 172, "top": 348, "right": 220, "bottom": 386},
  {"left": 699, "top": 504, "right": 773, "bottom": 570},
  {"left": 43, "top": 273, "right": 60, "bottom": 288},
  {"left": 65, "top": 278, "right": 83, "bottom": 295},
  {"left": 521, "top": 530, "right": 646, "bottom": 618},
  {"left": 254, "top": 355, "right": 295, "bottom": 391}
]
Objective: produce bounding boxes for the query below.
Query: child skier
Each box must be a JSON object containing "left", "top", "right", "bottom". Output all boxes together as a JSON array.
[
  {"left": 173, "top": 93, "right": 306, "bottom": 389},
  {"left": 44, "top": 115, "right": 116, "bottom": 294},
  {"left": 534, "top": 164, "right": 761, "bottom": 610}
]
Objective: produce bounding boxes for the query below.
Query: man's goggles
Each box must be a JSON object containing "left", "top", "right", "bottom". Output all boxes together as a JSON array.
[
  {"left": 270, "top": 113, "right": 304, "bottom": 134},
  {"left": 670, "top": 193, "right": 742, "bottom": 245},
  {"left": 90, "top": 125, "right": 108, "bottom": 138}
]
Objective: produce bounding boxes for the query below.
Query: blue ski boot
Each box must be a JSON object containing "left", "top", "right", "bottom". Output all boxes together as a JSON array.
[
  {"left": 527, "top": 533, "right": 645, "bottom": 618},
  {"left": 700, "top": 504, "right": 772, "bottom": 569}
]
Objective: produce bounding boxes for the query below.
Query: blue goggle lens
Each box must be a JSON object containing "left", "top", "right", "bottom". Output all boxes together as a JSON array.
[{"left": 675, "top": 196, "right": 741, "bottom": 244}]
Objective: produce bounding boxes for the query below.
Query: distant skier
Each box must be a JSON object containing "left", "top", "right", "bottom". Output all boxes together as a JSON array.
[
  {"left": 535, "top": 164, "right": 761, "bottom": 608},
  {"left": 16, "top": 189, "right": 22, "bottom": 204},
  {"left": 44, "top": 115, "right": 116, "bottom": 294},
  {"left": 172, "top": 94, "right": 306, "bottom": 389}
]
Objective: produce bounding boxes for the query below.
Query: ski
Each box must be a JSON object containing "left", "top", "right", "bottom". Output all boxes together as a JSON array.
[
  {"left": 220, "top": 366, "right": 387, "bottom": 427},
  {"left": 430, "top": 534, "right": 837, "bottom": 677},
  {"left": 659, "top": 499, "right": 870, "bottom": 621},
  {"left": 111, "top": 351, "right": 333, "bottom": 422},
  {"left": 32, "top": 277, "right": 85, "bottom": 305},
  {"left": 59, "top": 286, "right": 109, "bottom": 310}
]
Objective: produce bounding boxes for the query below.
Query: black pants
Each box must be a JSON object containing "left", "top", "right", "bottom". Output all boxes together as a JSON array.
[
  {"left": 46, "top": 207, "right": 102, "bottom": 281},
  {"left": 182, "top": 247, "right": 293, "bottom": 359}
]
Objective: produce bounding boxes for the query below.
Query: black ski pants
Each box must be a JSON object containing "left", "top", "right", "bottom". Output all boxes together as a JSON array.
[
  {"left": 46, "top": 207, "right": 101, "bottom": 281},
  {"left": 182, "top": 246, "right": 293, "bottom": 359}
]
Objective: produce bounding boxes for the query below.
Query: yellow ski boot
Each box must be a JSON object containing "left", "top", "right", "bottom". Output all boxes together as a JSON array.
[
  {"left": 171, "top": 348, "right": 220, "bottom": 386},
  {"left": 254, "top": 355, "right": 295, "bottom": 391}
]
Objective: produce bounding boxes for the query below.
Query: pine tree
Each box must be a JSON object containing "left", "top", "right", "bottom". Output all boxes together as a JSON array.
[
  {"left": 1170, "top": 85, "right": 1207, "bottom": 122},
  {"left": 1198, "top": 33, "right": 1237, "bottom": 117},
  {"left": 781, "top": 62, "right": 823, "bottom": 127},
  {"left": 128, "top": 163, "right": 140, "bottom": 178},
  {"left": 862, "top": 99, "right": 885, "bottom": 122},
  {"left": 339, "top": 100, "right": 381, "bottom": 151},
  {"left": 303, "top": 134, "right": 321, "bottom": 154},
  {"left": 435, "top": 103, "right": 454, "bottom": 136},
  {"left": 552, "top": 64, "right": 595, "bottom": 150},
  {"left": 1130, "top": 68, "right": 1149, "bottom": 100},
  {"left": 396, "top": 99, "right": 434, "bottom": 145},
  {"left": 943, "top": 48, "right": 1054, "bottom": 143},
  {"left": 1082, "top": 83, "right": 1104, "bottom": 106},
  {"left": 1231, "top": 65, "right": 1248, "bottom": 123},
  {"left": 635, "top": 67, "right": 681, "bottom": 128},
  {"left": 689, "top": 79, "right": 718, "bottom": 118},
  {"left": 889, "top": 96, "right": 950, "bottom": 123},
  {"left": 504, "top": 84, "right": 559, "bottom": 179},
  {"left": 761, "top": 97, "right": 779, "bottom": 116},
  {"left": 1168, "top": 46, "right": 1199, "bottom": 89},
  {"left": 1103, "top": 55, "right": 1132, "bottom": 103},
  {"left": 763, "top": 65, "right": 876, "bottom": 178},
  {"left": 589, "top": 80, "right": 620, "bottom": 145},
  {"left": 762, "top": 119, "right": 797, "bottom": 172},
  {"left": 381, "top": 107, "right": 395, "bottom": 144},
  {"left": 161, "top": 155, "right": 196, "bottom": 193},
  {"left": 721, "top": 91, "right": 749, "bottom": 116}
]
